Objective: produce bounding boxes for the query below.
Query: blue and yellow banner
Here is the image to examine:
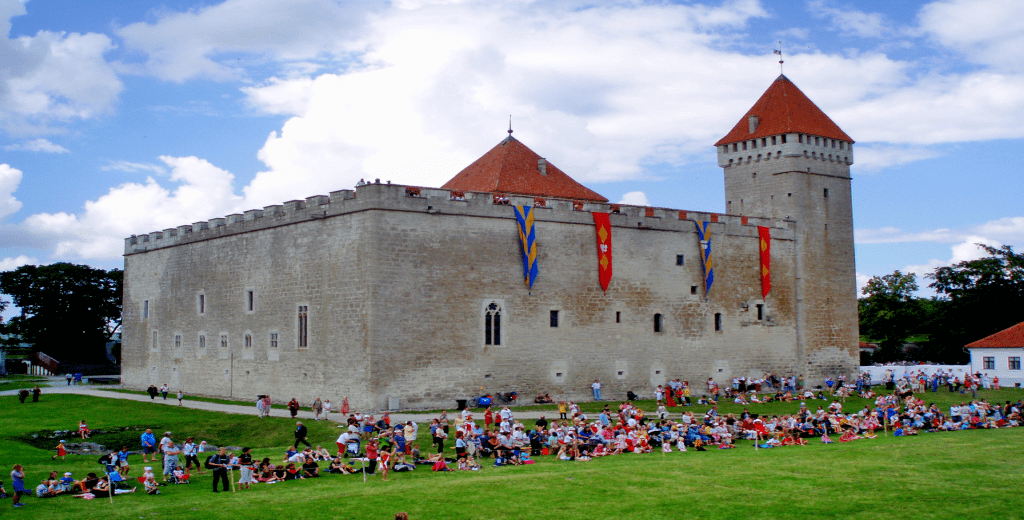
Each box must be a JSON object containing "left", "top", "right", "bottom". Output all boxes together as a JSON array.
[
  {"left": 514, "top": 205, "right": 539, "bottom": 288},
  {"left": 695, "top": 221, "right": 714, "bottom": 297}
]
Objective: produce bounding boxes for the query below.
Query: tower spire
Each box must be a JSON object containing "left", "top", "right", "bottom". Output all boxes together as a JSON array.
[
  {"left": 774, "top": 41, "right": 784, "bottom": 74},
  {"left": 508, "top": 115, "right": 513, "bottom": 137}
]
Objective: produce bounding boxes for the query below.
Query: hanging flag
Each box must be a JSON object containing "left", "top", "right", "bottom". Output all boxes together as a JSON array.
[
  {"left": 593, "top": 212, "right": 613, "bottom": 291},
  {"left": 514, "top": 205, "right": 539, "bottom": 288},
  {"left": 758, "top": 226, "right": 771, "bottom": 298},
  {"left": 694, "top": 221, "right": 714, "bottom": 297}
]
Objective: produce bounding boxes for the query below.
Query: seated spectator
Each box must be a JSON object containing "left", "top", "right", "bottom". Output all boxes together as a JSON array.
[{"left": 302, "top": 459, "right": 320, "bottom": 478}]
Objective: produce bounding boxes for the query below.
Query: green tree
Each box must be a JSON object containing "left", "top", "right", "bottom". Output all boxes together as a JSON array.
[
  {"left": 927, "top": 244, "right": 1024, "bottom": 363},
  {"left": 859, "top": 270, "right": 922, "bottom": 363},
  {"left": 0, "top": 263, "right": 122, "bottom": 362}
]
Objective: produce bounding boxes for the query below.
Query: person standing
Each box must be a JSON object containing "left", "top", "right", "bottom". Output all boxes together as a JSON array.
[
  {"left": 288, "top": 398, "right": 300, "bottom": 418},
  {"left": 323, "top": 399, "right": 332, "bottom": 418},
  {"left": 592, "top": 380, "right": 602, "bottom": 401},
  {"left": 177, "top": 390, "right": 184, "bottom": 405},
  {"left": 256, "top": 397, "right": 265, "bottom": 418},
  {"left": 237, "top": 447, "right": 255, "bottom": 490},
  {"left": 140, "top": 429, "right": 156, "bottom": 463},
  {"left": 312, "top": 398, "right": 323, "bottom": 421},
  {"left": 11, "top": 464, "right": 25, "bottom": 508},
  {"left": 262, "top": 396, "right": 272, "bottom": 418},
  {"left": 209, "top": 447, "right": 231, "bottom": 493},
  {"left": 183, "top": 437, "right": 200, "bottom": 475},
  {"left": 31, "top": 386, "right": 41, "bottom": 402},
  {"left": 66, "top": 373, "right": 73, "bottom": 386},
  {"left": 117, "top": 446, "right": 131, "bottom": 477},
  {"left": 162, "top": 440, "right": 181, "bottom": 481},
  {"left": 160, "top": 384, "right": 169, "bottom": 400},
  {"left": 341, "top": 396, "right": 350, "bottom": 415},
  {"left": 295, "top": 422, "right": 312, "bottom": 448}
]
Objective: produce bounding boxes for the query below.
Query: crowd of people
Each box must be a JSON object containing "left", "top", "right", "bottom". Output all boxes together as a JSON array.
[{"left": 7, "top": 371, "right": 1022, "bottom": 508}]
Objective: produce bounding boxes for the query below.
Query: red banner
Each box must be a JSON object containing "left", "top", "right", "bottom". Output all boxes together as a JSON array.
[
  {"left": 593, "top": 212, "right": 613, "bottom": 291},
  {"left": 758, "top": 226, "right": 771, "bottom": 298}
]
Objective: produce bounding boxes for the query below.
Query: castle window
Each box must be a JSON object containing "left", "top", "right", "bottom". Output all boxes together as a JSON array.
[
  {"left": 742, "top": 141, "right": 747, "bottom": 150},
  {"left": 771, "top": 136, "right": 777, "bottom": 145},
  {"left": 198, "top": 294, "right": 205, "bottom": 314},
  {"left": 143, "top": 300, "right": 150, "bottom": 319},
  {"left": 983, "top": 356, "right": 995, "bottom": 370},
  {"left": 653, "top": 313, "right": 663, "bottom": 333},
  {"left": 220, "top": 334, "right": 228, "bottom": 349},
  {"left": 691, "top": 286, "right": 698, "bottom": 295},
  {"left": 485, "top": 302, "right": 502, "bottom": 346},
  {"left": 750, "top": 140, "right": 756, "bottom": 149},
  {"left": 199, "top": 335, "right": 206, "bottom": 349},
  {"left": 761, "top": 138, "right": 767, "bottom": 147},
  {"left": 676, "top": 254, "right": 685, "bottom": 266},
  {"left": 270, "top": 333, "right": 279, "bottom": 349},
  {"left": 244, "top": 334, "right": 252, "bottom": 348},
  {"left": 722, "top": 146, "right": 728, "bottom": 154},
  {"left": 174, "top": 335, "right": 181, "bottom": 349},
  {"left": 152, "top": 330, "right": 158, "bottom": 350},
  {"left": 815, "top": 137, "right": 820, "bottom": 146},
  {"left": 756, "top": 304, "right": 764, "bottom": 321},
  {"left": 1010, "top": 357, "right": 1021, "bottom": 370},
  {"left": 824, "top": 188, "right": 829, "bottom": 198},
  {"left": 798, "top": 134, "right": 803, "bottom": 143},
  {"left": 247, "top": 290, "right": 254, "bottom": 312},
  {"left": 297, "top": 306, "right": 308, "bottom": 348},
  {"left": 550, "top": 310, "right": 559, "bottom": 328},
  {"left": 616, "top": 311, "right": 621, "bottom": 323},
  {"left": 732, "top": 143, "right": 738, "bottom": 152},
  {"left": 714, "top": 313, "right": 722, "bottom": 331},
  {"left": 781, "top": 134, "right": 787, "bottom": 143}
]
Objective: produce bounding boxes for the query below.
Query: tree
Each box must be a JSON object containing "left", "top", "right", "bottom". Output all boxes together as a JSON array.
[
  {"left": 927, "top": 244, "right": 1024, "bottom": 363},
  {"left": 858, "top": 270, "right": 922, "bottom": 363},
  {"left": 0, "top": 263, "right": 122, "bottom": 363}
]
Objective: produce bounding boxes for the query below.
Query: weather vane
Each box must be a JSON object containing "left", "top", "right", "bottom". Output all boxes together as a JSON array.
[
  {"left": 773, "top": 41, "right": 784, "bottom": 74},
  {"left": 508, "top": 115, "right": 513, "bottom": 137}
]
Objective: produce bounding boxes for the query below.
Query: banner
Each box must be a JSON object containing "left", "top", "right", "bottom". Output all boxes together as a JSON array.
[
  {"left": 593, "top": 212, "right": 613, "bottom": 291},
  {"left": 514, "top": 205, "right": 539, "bottom": 288},
  {"left": 758, "top": 226, "right": 771, "bottom": 298},
  {"left": 695, "top": 221, "right": 714, "bottom": 297}
]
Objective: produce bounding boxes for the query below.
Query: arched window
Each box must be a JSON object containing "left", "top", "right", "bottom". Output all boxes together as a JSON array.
[
  {"left": 485, "top": 302, "right": 502, "bottom": 346},
  {"left": 653, "top": 313, "right": 663, "bottom": 333}
]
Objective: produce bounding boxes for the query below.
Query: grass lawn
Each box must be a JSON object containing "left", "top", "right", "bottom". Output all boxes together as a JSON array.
[{"left": 1, "top": 391, "right": 1022, "bottom": 519}]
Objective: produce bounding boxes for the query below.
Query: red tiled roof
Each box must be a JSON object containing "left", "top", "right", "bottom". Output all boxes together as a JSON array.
[
  {"left": 442, "top": 136, "right": 608, "bottom": 203},
  {"left": 966, "top": 322, "right": 1024, "bottom": 349},
  {"left": 715, "top": 75, "right": 853, "bottom": 146}
]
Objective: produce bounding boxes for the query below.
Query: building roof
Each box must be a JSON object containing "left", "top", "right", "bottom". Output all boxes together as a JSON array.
[
  {"left": 966, "top": 322, "right": 1024, "bottom": 349},
  {"left": 715, "top": 74, "right": 853, "bottom": 147},
  {"left": 442, "top": 135, "right": 608, "bottom": 202}
]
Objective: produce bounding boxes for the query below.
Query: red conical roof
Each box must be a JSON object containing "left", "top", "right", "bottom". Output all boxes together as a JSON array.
[
  {"left": 715, "top": 75, "right": 853, "bottom": 146},
  {"left": 442, "top": 136, "right": 608, "bottom": 202},
  {"left": 966, "top": 322, "right": 1024, "bottom": 349}
]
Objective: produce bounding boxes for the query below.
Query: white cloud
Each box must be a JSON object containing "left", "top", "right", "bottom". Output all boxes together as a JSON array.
[
  {"left": 0, "top": 254, "right": 36, "bottom": 272},
  {"left": 618, "top": 191, "right": 650, "bottom": 206},
  {"left": 809, "top": 0, "right": 893, "bottom": 38},
  {"left": 856, "top": 217, "right": 1024, "bottom": 245},
  {"left": 100, "top": 160, "right": 167, "bottom": 174},
  {"left": 3, "top": 138, "right": 69, "bottom": 153},
  {"left": 919, "top": 0, "right": 1024, "bottom": 71},
  {"left": 0, "top": 163, "right": 23, "bottom": 220},
  {"left": 0, "top": 1, "right": 122, "bottom": 134},
  {"left": 856, "top": 272, "right": 872, "bottom": 297},
  {"left": 853, "top": 144, "right": 943, "bottom": 171},
  {"left": 903, "top": 236, "right": 1002, "bottom": 279}
]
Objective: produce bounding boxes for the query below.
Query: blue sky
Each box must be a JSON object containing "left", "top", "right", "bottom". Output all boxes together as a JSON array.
[{"left": 1, "top": 0, "right": 1023, "bottom": 301}]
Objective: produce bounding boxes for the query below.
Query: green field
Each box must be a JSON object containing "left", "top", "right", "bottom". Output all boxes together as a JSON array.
[{"left": 1, "top": 390, "right": 1022, "bottom": 519}]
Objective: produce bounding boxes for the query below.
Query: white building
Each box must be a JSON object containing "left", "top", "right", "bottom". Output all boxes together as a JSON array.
[{"left": 967, "top": 322, "right": 1024, "bottom": 387}]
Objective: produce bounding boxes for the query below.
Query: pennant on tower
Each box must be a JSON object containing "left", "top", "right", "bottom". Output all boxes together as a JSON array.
[
  {"left": 593, "top": 212, "right": 613, "bottom": 291},
  {"left": 514, "top": 205, "right": 539, "bottom": 289},
  {"left": 758, "top": 226, "right": 771, "bottom": 298},
  {"left": 695, "top": 221, "right": 714, "bottom": 297}
]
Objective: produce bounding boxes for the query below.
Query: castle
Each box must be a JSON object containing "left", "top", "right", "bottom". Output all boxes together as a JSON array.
[{"left": 121, "top": 75, "right": 859, "bottom": 409}]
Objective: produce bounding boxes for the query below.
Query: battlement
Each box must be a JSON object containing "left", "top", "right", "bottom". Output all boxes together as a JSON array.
[
  {"left": 717, "top": 132, "right": 853, "bottom": 170},
  {"left": 125, "top": 181, "right": 794, "bottom": 255}
]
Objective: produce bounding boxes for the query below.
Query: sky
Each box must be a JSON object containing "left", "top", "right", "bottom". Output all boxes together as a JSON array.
[{"left": 1, "top": 0, "right": 1023, "bottom": 303}]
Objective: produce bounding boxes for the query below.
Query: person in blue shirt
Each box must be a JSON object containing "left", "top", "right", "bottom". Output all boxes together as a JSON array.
[
  {"left": 11, "top": 464, "right": 25, "bottom": 508},
  {"left": 140, "top": 429, "right": 157, "bottom": 463}
]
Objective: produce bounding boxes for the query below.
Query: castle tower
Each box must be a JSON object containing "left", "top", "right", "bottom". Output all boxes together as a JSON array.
[{"left": 715, "top": 74, "right": 859, "bottom": 378}]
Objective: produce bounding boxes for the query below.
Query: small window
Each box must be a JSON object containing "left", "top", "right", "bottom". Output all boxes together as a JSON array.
[
  {"left": 815, "top": 137, "right": 820, "bottom": 146},
  {"left": 270, "top": 333, "right": 279, "bottom": 349},
  {"left": 297, "top": 305, "right": 308, "bottom": 348},
  {"left": 198, "top": 294, "right": 205, "bottom": 314},
  {"left": 247, "top": 290, "right": 254, "bottom": 312},
  {"left": 617, "top": 371, "right": 624, "bottom": 376},
  {"left": 1010, "top": 357, "right": 1021, "bottom": 370},
  {"left": 756, "top": 304, "right": 764, "bottom": 321},
  {"left": 550, "top": 310, "right": 559, "bottom": 328},
  {"left": 174, "top": 335, "right": 181, "bottom": 349},
  {"left": 653, "top": 314, "right": 663, "bottom": 333},
  {"left": 751, "top": 140, "right": 756, "bottom": 149},
  {"left": 781, "top": 134, "right": 787, "bottom": 143},
  {"left": 199, "top": 335, "right": 206, "bottom": 349},
  {"left": 798, "top": 134, "right": 804, "bottom": 143},
  {"left": 771, "top": 136, "right": 776, "bottom": 145},
  {"left": 143, "top": 300, "right": 150, "bottom": 319},
  {"left": 676, "top": 254, "right": 685, "bottom": 266},
  {"left": 244, "top": 334, "right": 252, "bottom": 348},
  {"left": 615, "top": 311, "right": 621, "bottom": 323},
  {"left": 824, "top": 188, "right": 829, "bottom": 198},
  {"left": 691, "top": 286, "right": 697, "bottom": 295},
  {"left": 220, "top": 334, "right": 228, "bottom": 349},
  {"left": 732, "top": 143, "right": 737, "bottom": 152},
  {"left": 761, "top": 138, "right": 766, "bottom": 147},
  {"left": 983, "top": 356, "right": 995, "bottom": 370},
  {"left": 714, "top": 313, "right": 722, "bottom": 332},
  {"left": 151, "top": 331, "right": 158, "bottom": 350},
  {"left": 485, "top": 302, "right": 502, "bottom": 346}
]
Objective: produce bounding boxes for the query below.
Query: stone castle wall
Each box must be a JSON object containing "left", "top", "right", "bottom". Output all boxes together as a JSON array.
[{"left": 123, "top": 183, "right": 805, "bottom": 409}]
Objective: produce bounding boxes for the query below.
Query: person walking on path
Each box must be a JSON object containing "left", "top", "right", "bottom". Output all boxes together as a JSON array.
[
  {"left": 295, "top": 421, "right": 312, "bottom": 448},
  {"left": 288, "top": 398, "right": 300, "bottom": 418},
  {"left": 147, "top": 385, "right": 158, "bottom": 399},
  {"left": 177, "top": 390, "right": 184, "bottom": 405},
  {"left": 160, "top": 384, "right": 169, "bottom": 400},
  {"left": 341, "top": 396, "right": 350, "bottom": 414},
  {"left": 66, "top": 374, "right": 73, "bottom": 386},
  {"left": 313, "top": 398, "right": 323, "bottom": 421},
  {"left": 208, "top": 447, "right": 231, "bottom": 493},
  {"left": 592, "top": 380, "right": 602, "bottom": 401}
]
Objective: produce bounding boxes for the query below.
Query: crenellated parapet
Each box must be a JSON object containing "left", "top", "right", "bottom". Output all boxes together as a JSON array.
[
  {"left": 125, "top": 181, "right": 793, "bottom": 256},
  {"left": 717, "top": 132, "right": 854, "bottom": 170}
]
